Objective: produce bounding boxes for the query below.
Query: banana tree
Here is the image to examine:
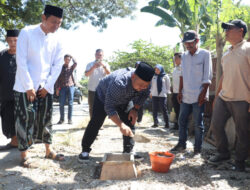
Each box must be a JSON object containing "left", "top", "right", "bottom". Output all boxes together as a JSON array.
[
  {"left": 203, "top": 0, "right": 250, "bottom": 89},
  {"left": 141, "top": 0, "right": 213, "bottom": 44}
]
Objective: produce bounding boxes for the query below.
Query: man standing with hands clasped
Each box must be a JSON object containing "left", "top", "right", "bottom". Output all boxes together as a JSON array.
[
  {"left": 171, "top": 30, "right": 213, "bottom": 155},
  {"left": 0, "top": 29, "right": 19, "bottom": 151},
  {"left": 14, "top": 5, "right": 65, "bottom": 167}
]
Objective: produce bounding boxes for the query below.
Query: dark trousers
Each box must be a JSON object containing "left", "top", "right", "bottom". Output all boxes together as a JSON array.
[
  {"left": 152, "top": 96, "right": 169, "bottom": 126},
  {"left": 0, "top": 100, "right": 15, "bottom": 138},
  {"left": 211, "top": 97, "right": 250, "bottom": 162},
  {"left": 178, "top": 102, "right": 205, "bottom": 151},
  {"left": 172, "top": 93, "right": 180, "bottom": 123},
  {"left": 88, "top": 90, "right": 95, "bottom": 118},
  {"left": 137, "top": 105, "right": 143, "bottom": 122},
  {"left": 81, "top": 93, "right": 135, "bottom": 153},
  {"left": 59, "top": 86, "right": 75, "bottom": 121}
]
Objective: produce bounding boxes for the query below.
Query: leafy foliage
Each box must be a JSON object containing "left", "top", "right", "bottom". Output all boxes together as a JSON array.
[
  {"left": 107, "top": 39, "right": 174, "bottom": 73},
  {"left": 141, "top": 0, "right": 213, "bottom": 44},
  {"left": 0, "top": 0, "right": 137, "bottom": 40}
]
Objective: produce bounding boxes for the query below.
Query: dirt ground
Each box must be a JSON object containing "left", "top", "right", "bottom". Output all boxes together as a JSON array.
[{"left": 0, "top": 101, "right": 249, "bottom": 190}]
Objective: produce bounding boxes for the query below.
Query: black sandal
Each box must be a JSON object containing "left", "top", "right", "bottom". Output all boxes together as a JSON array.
[
  {"left": 20, "top": 157, "right": 33, "bottom": 168},
  {"left": 0, "top": 143, "right": 18, "bottom": 151},
  {"left": 45, "top": 151, "right": 65, "bottom": 161}
]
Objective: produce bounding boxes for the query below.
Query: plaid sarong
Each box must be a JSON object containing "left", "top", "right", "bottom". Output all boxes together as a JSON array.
[{"left": 14, "top": 91, "right": 53, "bottom": 151}]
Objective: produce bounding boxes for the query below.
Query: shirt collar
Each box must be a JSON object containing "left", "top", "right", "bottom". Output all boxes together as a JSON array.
[
  {"left": 38, "top": 24, "right": 49, "bottom": 37},
  {"left": 187, "top": 48, "right": 200, "bottom": 56},
  {"left": 229, "top": 40, "right": 245, "bottom": 50}
]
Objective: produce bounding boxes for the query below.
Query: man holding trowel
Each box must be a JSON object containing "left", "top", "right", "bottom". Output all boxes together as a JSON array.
[{"left": 78, "top": 62, "right": 154, "bottom": 162}]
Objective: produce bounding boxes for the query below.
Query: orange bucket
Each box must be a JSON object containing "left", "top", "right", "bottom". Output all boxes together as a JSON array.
[{"left": 149, "top": 151, "right": 175, "bottom": 173}]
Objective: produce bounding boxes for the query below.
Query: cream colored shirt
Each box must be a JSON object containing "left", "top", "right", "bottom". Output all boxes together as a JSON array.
[{"left": 219, "top": 40, "right": 250, "bottom": 103}]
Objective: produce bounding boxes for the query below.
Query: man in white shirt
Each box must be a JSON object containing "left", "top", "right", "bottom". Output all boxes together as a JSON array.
[
  {"left": 171, "top": 52, "right": 182, "bottom": 130},
  {"left": 14, "top": 5, "right": 65, "bottom": 167},
  {"left": 85, "top": 49, "right": 110, "bottom": 118},
  {"left": 171, "top": 30, "right": 212, "bottom": 155}
]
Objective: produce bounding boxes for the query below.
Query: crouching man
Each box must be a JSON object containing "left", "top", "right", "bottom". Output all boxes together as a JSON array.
[{"left": 78, "top": 62, "right": 154, "bottom": 162}]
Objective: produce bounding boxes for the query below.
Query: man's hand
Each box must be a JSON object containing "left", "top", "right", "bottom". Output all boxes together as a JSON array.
[
  {"left": 56, "top": 88, "right": 60, "bottom": 96},
  {"left": 38, "top": 88, "right": 48, "bottom": 98},
  {"left": 128, "top": 108, "right": 138, "bottom": 126},
  {"left": 120, "top": 124, "right": 134, "bottom": 137},
  {"left": 26, "top": 89, "right": 36, "bottom": 102},
  {"left": 198, "top": 89, "right": 207, "bottom": 106},
  {"left": 177, "top": 92, "right": 182, "bottom": 104}
]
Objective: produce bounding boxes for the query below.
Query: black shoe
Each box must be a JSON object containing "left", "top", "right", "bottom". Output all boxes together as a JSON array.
[
  {"left": 209, "top": 153, "right": 230, "bottom": 163},
  {"left": 57, "top": 120, "right": 64, "bottom": 124},
  {"left": 193, "top": 149, "right": 201, "bottom": 156},
  {"left": 151, "top": 124, "right": 158, "bottom": 128},
  {"left": 78, "top": 152, "right": 89, "bottom": 162},
  {"left": 171, "top": 144, "right": 186, "bottom": 152},
  {"left": 233, "top": 161, "right": 245, "bottom": 172},
  {"left": 68, "top": 120, "right": 73, "bottom": 124},
  {"left": 172, "top": 123, "right": 179, "bottom": 130},
  {"left": 164, "top": 123, "right": 169, "bottom": 128},
  {"left": 134, "top": 154, "right": 144, "bottom": 161}
]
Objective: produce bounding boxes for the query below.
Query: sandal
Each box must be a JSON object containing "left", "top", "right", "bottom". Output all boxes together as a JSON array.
[
  {"left": 20, "top": 157, "right": 33, "bottom": 168},
  {"left": 45, "top": 151, "right": 65, "bottom": 161},
  {"left": 0, "top": 143, "right": 18, "bottom": 151}
]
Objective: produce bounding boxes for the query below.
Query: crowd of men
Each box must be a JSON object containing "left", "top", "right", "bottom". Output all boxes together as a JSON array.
[{"left": 0, "top": 4, "right": 249, "bottom": 172}]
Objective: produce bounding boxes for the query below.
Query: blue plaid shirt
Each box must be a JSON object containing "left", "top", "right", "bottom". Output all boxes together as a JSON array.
[{"left": 96, "top": 68, "right": 150, "bottom": 117}]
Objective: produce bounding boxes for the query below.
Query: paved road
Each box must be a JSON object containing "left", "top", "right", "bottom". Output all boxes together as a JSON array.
[{"left": 0, "top": 100, "right": 89, "bottom": 168}]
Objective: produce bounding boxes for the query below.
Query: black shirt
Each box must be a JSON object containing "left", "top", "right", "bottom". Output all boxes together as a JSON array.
[{"left": 0, "top": 49, "right": 16, "bottom": 101}]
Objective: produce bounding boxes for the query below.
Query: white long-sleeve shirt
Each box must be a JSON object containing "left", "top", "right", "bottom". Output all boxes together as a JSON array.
[
  {"left": 172, "top": 65, "right": 182, "bottom": 93},
  {"left": 181, "top": 48, "right": 213, "bottom": 104},
  {"left": 14, "top": 24, "right": 64, "bottom": 94},
  {"left": 150, "top": 74, "right": 171, "bottom": 97}
]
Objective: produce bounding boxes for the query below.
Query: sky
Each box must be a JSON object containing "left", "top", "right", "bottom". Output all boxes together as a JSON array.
[
  {"left": 1, "top": 0, "right": 249, "bottom": 79},
  {"left": 58, "top": 0, "right": 180, "bottom": 78}
]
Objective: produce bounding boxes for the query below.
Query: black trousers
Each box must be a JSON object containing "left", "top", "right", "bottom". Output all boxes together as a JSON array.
[
  {"left": 0, "top": 100, "right": 15, "bottom": 138},
  {"left": 137, "top": 105, "right": 143, "bottom": 122},
  {"left": 152, "top": 96, "right": 169, "bottom": 125},
  {"left": 211, "top": 97, "right": 250, "bottom": 162},
  {"left": 172, "top": 93, "right": 180, "bottom": 123},
  {"left": 81, "top": 93, "right": 135, "bottom": 153}
]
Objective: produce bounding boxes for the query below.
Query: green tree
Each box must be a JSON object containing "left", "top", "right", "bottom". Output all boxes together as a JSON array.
[
  {"left": 141, "top": 0, "right": 213, "bottom": 44},
  {"left": 202, "top": 0, "right": 250, "bottom": 88},
  {"left": 108, "top": 39, "right": 173, "bottom": 73},
  {"left": 0, "top": 0, "right": 137, "bottom": 40}
]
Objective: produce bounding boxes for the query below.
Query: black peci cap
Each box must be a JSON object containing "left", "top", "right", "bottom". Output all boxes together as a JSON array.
[
  {"left": 221, "top": 19, "right": 247, "bottom": 35},
  {"left": 135, "top": 62, "right": 154, "bottom": 82},
  {"left": 44, "top": 5, "right": 63, "bottom": 18},
  {"left": 6, "top": 29, "right": 19, "bottom": 37}
]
